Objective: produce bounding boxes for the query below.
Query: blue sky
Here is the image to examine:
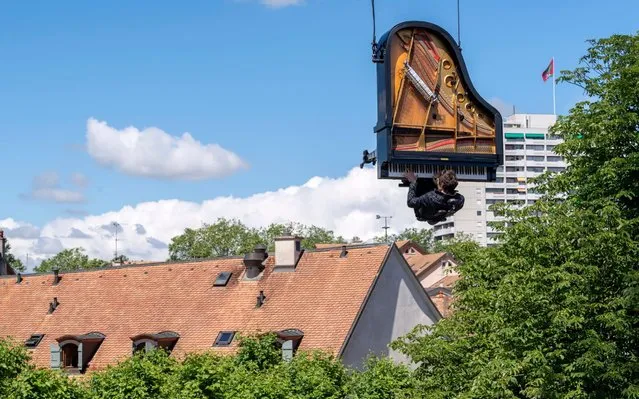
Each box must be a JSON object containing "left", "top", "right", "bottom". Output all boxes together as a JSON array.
[{"left": 1, "top": 0, "right": 638, "bottom": 266}]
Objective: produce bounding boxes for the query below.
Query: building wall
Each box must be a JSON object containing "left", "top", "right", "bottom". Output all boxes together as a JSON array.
[
  {"left": 433, "top": 113, "right": 565, "bottom": 246},
  {"left": 417, "top": 255, "right": 457, "bottom": 288},
  {"left": 340, "top": 246, "right": 440, "bottom": 369}
]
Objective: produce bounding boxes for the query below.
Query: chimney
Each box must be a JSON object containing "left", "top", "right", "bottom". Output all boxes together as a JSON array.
[
  {"left": 273, "top": 233, "right": 303, "bottom": 272},
  {"left": 0, "top": 230, "right": 7, "bottom": 276},
  {"left": 243, "top": 244, "right": 268, "bottom": 280},
  {"left": 256, "top": 290, "right": 266, "bottom": 308},
  {"left": 48, "top": 297, "right": 59, "bottom": 314},
  {"left": 52, "top": 268, "right": 61, "bottom": 285}
]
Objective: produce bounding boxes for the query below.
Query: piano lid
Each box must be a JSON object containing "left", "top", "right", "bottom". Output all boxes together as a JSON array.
[{"left": 373, "top": 21, "right": 503, "bottom": 169}]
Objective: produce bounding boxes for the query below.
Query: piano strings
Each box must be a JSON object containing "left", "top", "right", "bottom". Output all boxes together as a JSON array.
[{"left": 390, "top": 28, "right": 496, "bottom": 155}]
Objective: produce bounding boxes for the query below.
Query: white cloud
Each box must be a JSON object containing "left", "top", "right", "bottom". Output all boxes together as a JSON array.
[
  {"left": 21, "top": 172, "right": 86, "bottom": 204},
  {"left": 260, "top": 0, "right": 303, "bottom": 8},
  {"left": 2, "top": 167, "right": 427, "bottom": 272},
  {"left": 85, "top": 118, "right": 248, "bottom": 180}
]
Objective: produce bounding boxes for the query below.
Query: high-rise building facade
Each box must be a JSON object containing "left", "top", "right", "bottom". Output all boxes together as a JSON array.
[{"left": 433, "top": 113, "right": 566, "bottom": 246}]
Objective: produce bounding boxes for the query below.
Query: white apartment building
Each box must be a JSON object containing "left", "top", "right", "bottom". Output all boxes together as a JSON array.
[{"left": 433, "top": 113, "right": 566, "bottom": 246}]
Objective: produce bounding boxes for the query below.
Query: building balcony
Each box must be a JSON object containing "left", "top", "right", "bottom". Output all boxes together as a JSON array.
[
  {"left": 546, "top": 137, "right": 563, "bottom": 145},
  {"left": 504, "top": 149, "right": 526, "bottom": 156},
  {"left": 506, "top": 193, "right": 527, "bottom": 200},
  {"left": 526, "top": 161, "right": 548, "bottom": 168},
  {"left": 434, "top": 226, "right": 455, "bottom": 237},
  {"left": 504, "top": 170, "right": 524, "bottom": 177},
  {"left": 506, "top": 160, "right": 526, "bottom": 167},
  {"left": 525, "top": 150, "right": 547, "bottom": 156},
  {"left": 485, "top": 182, "right": 504, "bottom": 189}
]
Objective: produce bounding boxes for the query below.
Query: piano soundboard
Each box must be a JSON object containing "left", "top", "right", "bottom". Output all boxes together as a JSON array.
[{"left": 385, "top": 162, "right": 493, "bottom": 182}]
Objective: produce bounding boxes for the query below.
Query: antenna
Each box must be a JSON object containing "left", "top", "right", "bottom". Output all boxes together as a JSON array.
[
  {"left": 112, "top": 222, "right": 120, "bottom": 259},
  {"left": 376, "top": 215, "right": 392, "bottom": 242}
]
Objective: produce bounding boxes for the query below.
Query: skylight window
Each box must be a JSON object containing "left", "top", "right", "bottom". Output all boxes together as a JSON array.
[
  {"left": 25, "top": 334, "right": 44, "bottom": 348},
  {"left": 214, "top": 331, "right": 235, "bottom": 346},
  {"left": 213, "top": 272, "right": 232, "bottom": 287}
]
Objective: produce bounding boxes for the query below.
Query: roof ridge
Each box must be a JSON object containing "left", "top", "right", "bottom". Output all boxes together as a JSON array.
[
  {"left": 1, "top": 243, "right": 391, "bottom": 280},
  {"left": 0, "top": 254, "right": 246, "bottom": 279}
]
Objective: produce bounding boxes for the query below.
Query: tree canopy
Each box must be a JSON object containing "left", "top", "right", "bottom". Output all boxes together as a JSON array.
[
  {"left": 2, "top": 240, "right": 25, "bottom": 273},
  {"left": 0, "top": 334, "right": 417, "bottom": 399},
  {"left": 168, "top": 218, "right": 346, "bottom": 260},
  {"left": 375, "top": 227, "right": 434, "bottom": 251},
  {"left": 35, "top": 248, "right": 110, "bottom": 273},
  {"left": 391, "top": 31, "right": 639, "bottom": 398}
]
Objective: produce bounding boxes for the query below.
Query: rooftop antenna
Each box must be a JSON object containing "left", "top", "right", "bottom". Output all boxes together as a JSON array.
[
  {"left": 376, "top": 215, "right": 392, "bottom": 242},
  {"left": 112, "top": 222, "right": 120, "bottom": 259}
]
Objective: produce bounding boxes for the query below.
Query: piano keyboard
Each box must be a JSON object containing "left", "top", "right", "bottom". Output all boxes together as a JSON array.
[{"left": 386, "top": 163, "right": 491, "bottom": 181}]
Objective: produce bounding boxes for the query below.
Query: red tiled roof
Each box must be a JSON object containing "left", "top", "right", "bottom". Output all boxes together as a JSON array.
[
  {"left": 0, "top": 244, "right": 391, "bottom": 371},
  {"left": 406, "top": 253, "right": 448, "bottom": 276},
  {"left": 430, "top": 275, "right": 460, "bottom": 289},
  {"left": 314, "top": 243, "right": 348, "bottom": 249}
]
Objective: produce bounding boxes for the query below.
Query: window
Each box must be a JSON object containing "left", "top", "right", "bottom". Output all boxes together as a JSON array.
[
  {"left": 51, "top": 332, "right": 105, "bottom": 373},
  {"left": 25, "top": 334, "right": 44, "bottom": 348},
  {"left": 214, "top": 331, "right": 235, "bottom": 346},
  {"left": 528, "top": 156, "right": 544, "bottom": 162},
  {"left": 213, "top": 272, "right": 232, "bottom": 287},
  {"left": 526, "top": 144, "right": 544, "bottom": 151},
  {"left": 547, "top": 156, "right": 563, "bottom": 162},
  {"left": 505, "top": 144, "right": 524, "bottom": 150},
  {"left": 476, "top": 211, "right": 482, "bottom": 216},
  {"left": 276, "top": 329, "right": 304, "bottom": 362},
  {"left": 61, "top": 343, "right": 79, "bottom": 368},
  {"left": 131, "top": 331, "right": 179, "bottom": 354}
]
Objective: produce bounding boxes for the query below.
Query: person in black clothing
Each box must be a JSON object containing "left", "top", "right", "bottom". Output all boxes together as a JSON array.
[{"left": 403, "top": 169, "right": 465, "bottom": 225}]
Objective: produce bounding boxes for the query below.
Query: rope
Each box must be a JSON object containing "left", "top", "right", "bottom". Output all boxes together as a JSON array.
[{"left": 371, "top": 0, "right": 378, "bottom": 60}]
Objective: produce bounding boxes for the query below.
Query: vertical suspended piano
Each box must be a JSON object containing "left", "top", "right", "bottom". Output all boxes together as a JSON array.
[{"left": 360, "top": 21, "right": 504, "bottom": 183}]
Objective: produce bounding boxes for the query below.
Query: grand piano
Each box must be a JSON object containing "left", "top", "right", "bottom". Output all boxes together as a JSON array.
[{"left": 361, "top": 21, "right": 503, "bottom": 183}]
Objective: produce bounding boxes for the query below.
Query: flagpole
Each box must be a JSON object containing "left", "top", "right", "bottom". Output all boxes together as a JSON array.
[{"left": 552, "top": 57, "right": 556, "bottom": 115}]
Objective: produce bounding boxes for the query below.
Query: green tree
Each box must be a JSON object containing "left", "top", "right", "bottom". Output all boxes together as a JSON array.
[
  {"left": 3, "top": 241, "right": 25, "bottom": 273},
  {"left": 432, "top": 232, "right": 481, "bottom": 263},
  {"left": 0, "top": 339, "right": 86, "bottom": 399},
  {"left": 391, "top": 32, "right": 639, "bottom": 398},
  {"left": 168, "top": 218, "right": 263, "bottom": 260},
  {"left": 35, "top": 248, "right": 109, "bottom": 273},
  {"left": 168, "top": 218, "right": 345, "bottom": 260},
  {"left": 375, "top": 227, "right": 434, "bottom": 251},
  {"left": 88, "top": 349, "right": 178, "bottom": 399}
]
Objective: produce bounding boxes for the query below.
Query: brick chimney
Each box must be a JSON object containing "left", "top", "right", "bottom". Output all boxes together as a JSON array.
[
  {"left": 273, "top": 233, "right": 303, "bottom": 272},
  {"left": 0, "top": 230, "right": 8, "bottom": 275}
]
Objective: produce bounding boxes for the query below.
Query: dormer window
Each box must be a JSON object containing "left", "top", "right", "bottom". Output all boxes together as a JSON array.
[
  {"left": 276, "top": 329, "right": 304, "bottom": 362},
  {"left": 130, "top": 331, "right": 179, "bottom": 354},
  {"left": 51, "top": 332, "right": 105, "bottom": 374}
]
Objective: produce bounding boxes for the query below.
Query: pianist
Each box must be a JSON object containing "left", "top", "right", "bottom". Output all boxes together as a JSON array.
[{"left": 403, "top": 169, "right": 465, "bottom": 225}]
